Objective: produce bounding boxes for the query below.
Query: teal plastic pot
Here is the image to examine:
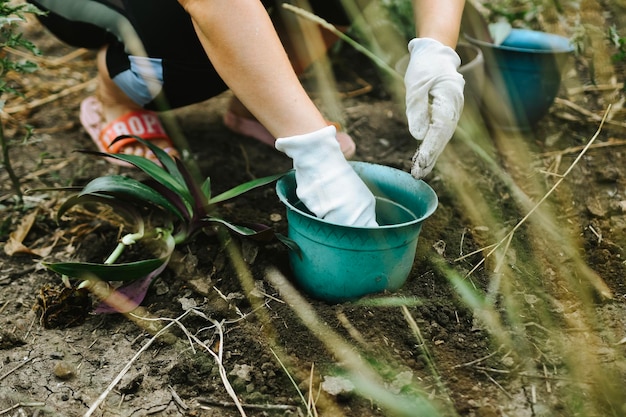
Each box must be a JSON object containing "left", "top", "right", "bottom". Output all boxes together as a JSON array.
[
  {"left": 276, "top": 162, "right": 438, "bottom": 303},
  {"left": 465, "top": 29, "right": 573, "bottom": 130}
]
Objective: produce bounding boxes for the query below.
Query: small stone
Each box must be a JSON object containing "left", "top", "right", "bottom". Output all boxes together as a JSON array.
[
  {"left": 53, "top": 361, "right": 75, "bottom": 380},
  {"left": 178, "top": 297, "right": 198, "bottom": 311},
  {"left": 230, "top": 364, "right": 253, "bottom": 381},
  {"left": 119, "top": 372, "right": 144, "bottom": 394},
  {"left": 188, "top": 278, "right": 211, "bottom": 296},
  {"left": 269, "top": 213, "right": 282, "bottom": 222},
  {"left": 321, "top": 375, "right": 355, "bottom": 396},
  {"left": 586, "top": 196, "right": 608, "bottom": 218},
  {"left": 154, "top": 280, "right": 169, "bottom": 296},
  {"left": 388, "top": 370, "right": 413, "bottom": 395},
  {"left": 50, "top": 352, "right": 64, "bottom": 360}
]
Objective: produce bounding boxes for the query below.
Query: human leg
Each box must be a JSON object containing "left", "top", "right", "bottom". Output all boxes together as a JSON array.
[
  {"left": 224, "top": 0, "right": 356, "bottom": 157},
  {"left": 27, "top": 0, "right": 222, "bottom": 162}
]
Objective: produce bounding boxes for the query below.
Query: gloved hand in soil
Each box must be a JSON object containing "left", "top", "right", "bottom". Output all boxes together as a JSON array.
[
  {"left": 404, "top": 37, "right": 465, "bottom": 179},
  {"left": 275, "top": 125, "right": 378, "bottom": 227}
]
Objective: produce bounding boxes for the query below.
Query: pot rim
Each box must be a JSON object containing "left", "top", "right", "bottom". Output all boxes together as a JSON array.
[
  {"left": 276, "top": 162, "right": 438, "bottom": 230},
  {"left": 464, "top": 28, "right": 574, "bottom": 54}
]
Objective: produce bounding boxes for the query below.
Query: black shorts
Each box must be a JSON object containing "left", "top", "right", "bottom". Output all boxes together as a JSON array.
[{"left": 28, "top": 0, "right": 350, "bottom": 111}]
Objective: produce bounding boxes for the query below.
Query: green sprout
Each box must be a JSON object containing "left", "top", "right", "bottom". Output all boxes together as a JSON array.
[{"left": 44, "top": 136, "right": 285, "bottom": 313}]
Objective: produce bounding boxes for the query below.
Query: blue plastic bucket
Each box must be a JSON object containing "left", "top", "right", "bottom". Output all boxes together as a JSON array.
[
  {"left": 466, "top": 29, "right": 574, "bottom": 130},
  {"left": 276, "top": 162, "right": 438, "bottom": 303}
]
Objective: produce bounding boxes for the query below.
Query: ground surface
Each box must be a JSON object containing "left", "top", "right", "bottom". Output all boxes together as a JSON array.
[{"left": 1, "top": 3, "right": 626, "bottom": 417}]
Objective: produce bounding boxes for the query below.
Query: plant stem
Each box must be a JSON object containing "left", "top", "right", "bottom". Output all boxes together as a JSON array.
[
  {"left": 0, "top": 119, "right": 23, "bottom": 205},
  {"left": 282, "top": 3, "right": 402, "bottom": 81},
  {"left": 104, "top": 242, "right": 126, "bottom": 265}
]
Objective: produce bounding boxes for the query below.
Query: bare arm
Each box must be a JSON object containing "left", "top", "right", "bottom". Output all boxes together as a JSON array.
[
  {"left": 177, "top": 0, "right": 327, "bottom": 139},
  {"left": 412, "top": 0, "right": 465, "bottom": 47}
]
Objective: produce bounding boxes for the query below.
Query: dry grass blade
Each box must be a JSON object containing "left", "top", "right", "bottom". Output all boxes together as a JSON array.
[
  {"left": 265, "top": 267, "right": 447, "bottom": 417},
  {"left": 281, "top": 3, "right": 401, "bottom": 80},
  {"left": 270, "top": 348, "right": 315, "bottom": 417},
  {"left": 554, "top": 98, "right": 626, "bottom": 129},
  {"left": 185, "top": 315, "right": 248, "bottom": 417},
  {"left": 540, "top": 137, "right": 626, "bottom": 158},
  {"left": 463, "top": 105, "right": 612, "bottom": 292},
  {"left": 3, "top": 79, "right": 97, "bottom": 114},
  {"left": 84, "top": 311, "right": 187, "bottom": 417},
  {"left": 0, "top": 402, "right": 46, "bottom": 416},
  {"left": 0, "top": 357, "right": 35, "bottom": 383}
]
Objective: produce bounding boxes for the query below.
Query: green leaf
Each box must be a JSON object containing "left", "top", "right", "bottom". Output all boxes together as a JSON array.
[
  {"left": 276, "top": 233, "right": 302, "bottom": 259},
  {"left": 201, "top": 177, "right": 211, "bottom": 201},
  {"left": 203, "top": 217, "right": 259, "bottom": 236},
  {"left": 210, "top": 173, "right": 285, "bottom": 204},
  {"left": 80, "top": 175, "right": 186, "bottom": 221},
  {"left": 79, "top": 149, "right": 194, "bottom": 212},
  {"left": 44, "top": 258, "right": 165, "bottom": 281},
  {"left": 109, "top": 135, "right": 186, "bottom": 185},
  {"left": 129, "top": 135, "right": 183, "bottom": 181}
]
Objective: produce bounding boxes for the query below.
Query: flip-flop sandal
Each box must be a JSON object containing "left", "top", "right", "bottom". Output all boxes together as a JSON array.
[
  {"left": 223, "top": 110, "right": 357, "bottom": 160},
  {"left": 80, "top": 96, "right": 178, "bottom": 167}
]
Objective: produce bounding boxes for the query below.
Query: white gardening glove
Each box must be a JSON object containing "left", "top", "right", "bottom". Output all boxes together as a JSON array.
[
  {"left": 405, "top": 38, "right": 465, "bottom": 179},
  {"left": 275, "top": 126, "right": 378, "bottom": 227}
]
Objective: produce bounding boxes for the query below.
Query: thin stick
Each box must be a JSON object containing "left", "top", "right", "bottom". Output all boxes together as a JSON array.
[
  {"left": 3, "top": 46, "right": 90, "bottom": 67},
  {"left": 0, "top": 357, "right": 34, "bottom": 382},
  {"left": 0, "top": 402, "right": 46, "bottom": 416},
  {"left": 336, "top": 311, "right": 368, "bottom": 346},
  {"left": 454, "top": 242, "right": 498, "bottom": 262},
  {"left": 281, "top": 3, "right": 401, "bottom": 80},
  {"left": 173, "top": 310, "right": 248, "bottom": 417},
  {"left": 452, "top": 348, "right": 502, "bottom": 369},
  {"left": 3, "top": 79, "right": 97, "bottom": 114},
  {"left": 307, "top": 363, "right": 320, "bottom": 417},
  {"left": 270, "top": 347, "right": 311, "bottom": 416},
  {"left": 567, "top": 83, "right": 624, "bottom": 94},
  {"left": 84, "top": 311, "right": 188, "bottom": 417},
  {"left": 540, "top": 137, "right": 626, "bottom": 158},
  {"left": 197, "top": 398, "right": 298, "bottom": 411},
  {"left": 130, "top": 309, "right": 246, "bottom": 415},
  {"left": 464, "top": 106, "right": 611, "bottom": 278},
  {"left": 168, "top": 385, "right": 189, "bottom": 411},
  {"left": 22, "top": 158, "right": 75, "bottom": 181},
  {"left": 402, "top": 306, "right": 444, "bottom": 388},
  {"left": 555, "top": 98, "right": 626, "bottom": 129},
  {"left": 480, "top": 371, "right": 513, "bottom": 399}
]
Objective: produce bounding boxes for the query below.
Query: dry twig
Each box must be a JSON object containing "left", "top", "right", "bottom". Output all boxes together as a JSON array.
[
  {"left": 462, "top": 107, "right": 611, "bottom": 282},
  {"left": 84, "top": 312, "right": 187, "bottom": 417},
  {"left": 0, "top": 357, "right": 35, "bottom": 382},
  {"left": 540, "top": 137, "right": 626, "bottom": 158},
  {"left": 0, "top": 402, "right": 46, "bottom": 416},
  {"left": 3, "top": 79, "right": 97, "bottom": 114},
  {"left": 554, "top": 98, "right": 626, "bottom": 129},
  {"left": 197, "top": 398, "right": 298, "bottom": 411}
]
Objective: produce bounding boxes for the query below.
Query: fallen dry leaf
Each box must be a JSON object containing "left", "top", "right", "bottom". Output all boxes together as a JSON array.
[{"left": 4, "top": 208, "right": 60, "bottom": 257}]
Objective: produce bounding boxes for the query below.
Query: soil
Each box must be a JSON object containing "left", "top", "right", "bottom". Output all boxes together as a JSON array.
[{"left": 1, "top": 4, "right": 626, "bottom": 417}]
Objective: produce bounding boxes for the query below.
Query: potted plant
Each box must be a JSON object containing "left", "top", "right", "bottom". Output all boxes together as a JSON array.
[{"left": 44, "top": 136, "right": 283, "bottom": 313}]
